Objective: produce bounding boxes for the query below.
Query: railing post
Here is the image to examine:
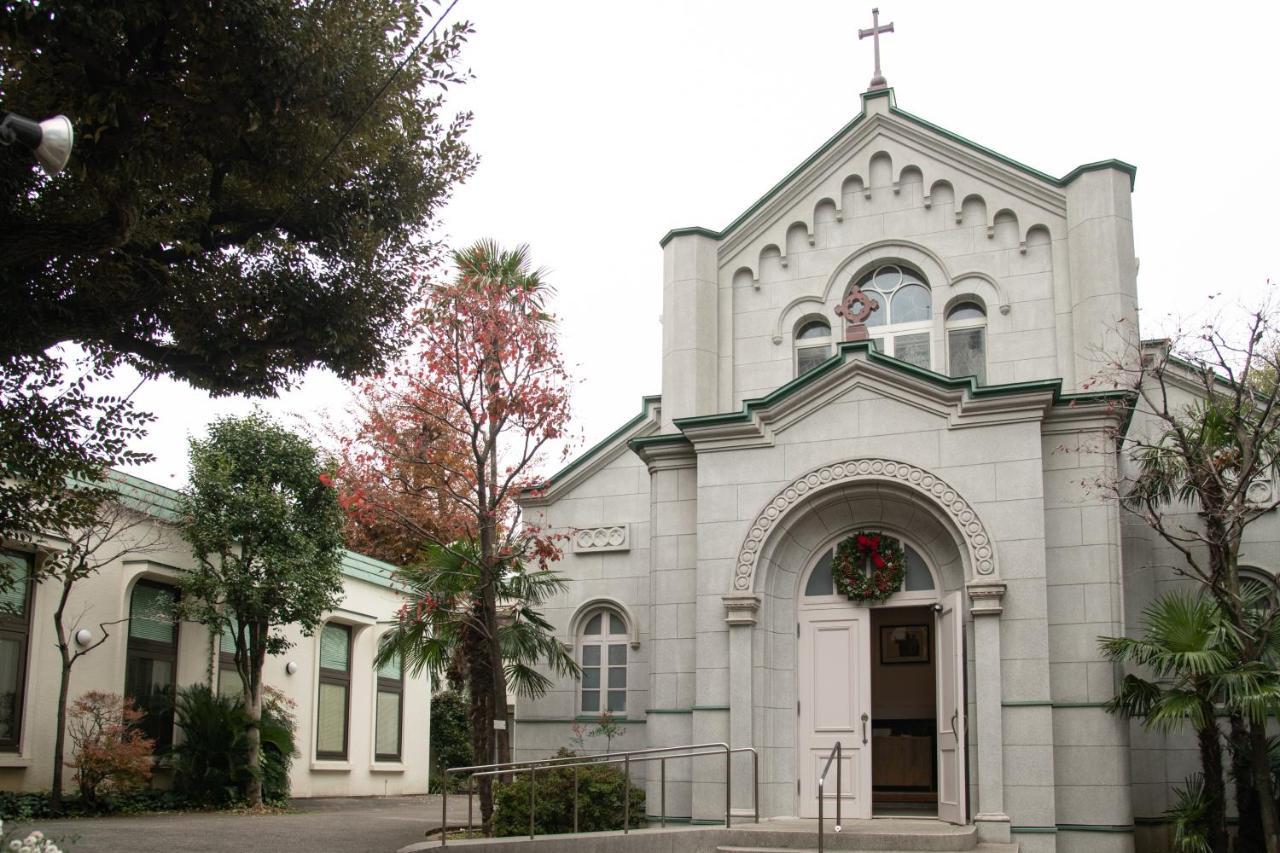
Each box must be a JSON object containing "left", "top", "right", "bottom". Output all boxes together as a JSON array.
[
  {"left": 529, "top": 766, "right": 536, "bottom": 840},
  {"left": 573, "top": 764, "right": 580, "bottom": 834},
  {"left": 660, "top": 757, "right": 667, "bottom": 829},
  {"left": 725, "top": 746, "right": 732, "bottom": 828},
  {"left": 836, "top": 742, "right": 842, "bottom": 830},
  {"left": 623, "top": 754, "right": 631, "bottom": 834},
  {"left": 818, "top": 774, "right": 825, "bottom": 853},
  {"left": 441, "top": 776, "right": 448, "bottom": 848},
  {"left": 467, "top": 775, "right": 474, "bottom": 835}
]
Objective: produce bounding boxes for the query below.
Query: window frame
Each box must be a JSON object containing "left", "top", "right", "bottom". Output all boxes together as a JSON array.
[
  {"left": 373, "top": 642, "right": 404, "bottom": 763},
  {"left": 577, "top": 608, "right": 629, "bottom": 717},
  {"left": 851, "top": 264, "right": 934, "bottom": 370},
  {"left": 125, "top": 579, "right": 180, "bottom": 752},
  {"left": 944, "top": 301, "right": 988, "bottom": 385},
  {"left": 794, "top": 318, "right": 834, "bottom": 377},
  {"left": 316, "top": 622, "right": 352, "bottom": 761},
  {"left": 0, "top": 551, "right": 33, "bottom": 752},
  {"left": 217, "top": 623, "right": 244, "bottom": 701}
]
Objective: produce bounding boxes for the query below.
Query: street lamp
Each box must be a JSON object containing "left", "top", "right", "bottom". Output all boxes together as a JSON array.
[{"left": 0, "top": 111, "right": 74, "bottom": 175}]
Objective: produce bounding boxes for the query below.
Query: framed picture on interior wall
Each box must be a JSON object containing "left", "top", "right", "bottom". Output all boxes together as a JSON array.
[{"left": 880, "top": 624, "right": 930, "bottom": 665}]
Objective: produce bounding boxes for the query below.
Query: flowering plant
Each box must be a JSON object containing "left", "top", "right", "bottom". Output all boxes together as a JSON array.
[
  {"left": 1, "top": 820, "right": 65, "bottom": 853},
  {"left": 833, "top": 531, "right": 906, "bottom": 604}
]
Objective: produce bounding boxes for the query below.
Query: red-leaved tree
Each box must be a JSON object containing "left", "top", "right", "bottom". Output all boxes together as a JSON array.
[{"left": 340, "top": 240, "right": 576, "bottom": 829}]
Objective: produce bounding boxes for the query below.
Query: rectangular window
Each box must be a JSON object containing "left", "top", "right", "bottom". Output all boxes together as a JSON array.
[
  {"left": 316, "top": 623, "right": 351, "bottom": 760},
  {"left": 375, "top": 649, "right": 403, "bottom": 762},
  {"left": 125, "top": 581, "right": 179, "bottom": 751},
  {"left": 217, "top": 626, "right": 243, "bottom": 701},
  {"left": 892, "top": 332, "right": 931, "bottom": 370},
  {"left": 0, "top": 552, "right": 32, "bottom": 752},
  {"left": 948, "top": 327, "right": 987, "bottom": 385},
  {"left": 796, "top": 345, "right": 830, "bottom": 376}
]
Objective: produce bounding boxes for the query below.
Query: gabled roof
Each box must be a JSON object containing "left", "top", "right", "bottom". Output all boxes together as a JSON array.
[
  {"left": 659, "top": 87, "right": 1136, "bottom": 249},
  {"left": 519, "top": 395, "right": 661, "bottom": 505},
  {"left": 630, "top": 341, "right": 1134, "bottom": 453}
]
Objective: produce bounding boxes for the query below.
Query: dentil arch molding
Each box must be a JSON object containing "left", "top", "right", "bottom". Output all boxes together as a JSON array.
[{"left": 731, "top": 457, "right": 999, "bottom": 594}]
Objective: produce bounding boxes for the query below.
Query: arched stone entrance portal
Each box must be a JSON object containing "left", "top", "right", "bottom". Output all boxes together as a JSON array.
[{"left": 722, "top": 459, "right": 1010, "bottom": 842}]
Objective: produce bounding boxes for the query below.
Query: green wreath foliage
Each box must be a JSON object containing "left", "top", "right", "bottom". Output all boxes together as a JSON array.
[{"left": 833, "top": 531, "right": 906, "bottom": 603}]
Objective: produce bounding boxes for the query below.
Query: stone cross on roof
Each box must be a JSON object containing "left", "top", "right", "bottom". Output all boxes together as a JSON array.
[{"left": 858, "top": 7, "right": 895, "bottom": 90}]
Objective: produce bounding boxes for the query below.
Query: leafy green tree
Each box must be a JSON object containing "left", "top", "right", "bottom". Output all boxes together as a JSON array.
[
  {"left": 178, "top": 412, "right": 344, "bottom": 807},
  {"left": 0, "top": 0, "right": 475, "bottom": 546}
]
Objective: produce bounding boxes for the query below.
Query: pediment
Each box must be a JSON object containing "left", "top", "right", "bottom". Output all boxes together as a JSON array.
[
  {"left": 673, "top": 343, "right": 1062, "bottom": 452},
  {"left": 661, "top": 89, "right": 1134, "bottom": 282}
]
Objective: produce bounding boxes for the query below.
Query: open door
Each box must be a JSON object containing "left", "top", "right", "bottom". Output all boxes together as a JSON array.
[
  {"left": 798, "top": 607, "right": 872, "bottom": 819},
  {"left": 935, "top": 591, "right": 966, "bottom": 825}
]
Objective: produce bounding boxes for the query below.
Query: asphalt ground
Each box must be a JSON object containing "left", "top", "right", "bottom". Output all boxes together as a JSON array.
[{"left": 11, "top": 794, "right": 471, "bottom": 853}]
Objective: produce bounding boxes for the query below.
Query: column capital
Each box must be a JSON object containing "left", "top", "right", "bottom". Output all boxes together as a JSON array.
[
  {"left": 632, "top": 435, "right": 696, "bottom": 473},
  {"left": 722, "top": 592, "right": 762, "bottom": 626},
  {"left": 966, "top": 579, "right": 1007, "bottom": 615}
]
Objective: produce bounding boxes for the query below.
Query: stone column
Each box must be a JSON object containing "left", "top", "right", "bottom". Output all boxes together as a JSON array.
[
  {"left": 723, "top": 592, "right": 760, "bottom": 818},
  {"left": 660, "top": 233, "right": 720, "bottom": 431},
  {"left": 968, "top": 579, "right": 1010, "bottom": 844}
]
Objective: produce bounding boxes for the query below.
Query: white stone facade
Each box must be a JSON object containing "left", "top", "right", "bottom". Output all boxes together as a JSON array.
[{"left": 515, "top": 87, "right": 1256, "bottom": 853}]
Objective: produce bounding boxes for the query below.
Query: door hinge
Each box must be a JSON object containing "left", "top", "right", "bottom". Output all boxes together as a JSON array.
[
  {"left": 797, "top": 700, "right": 801, "bottom": 716},
  {"left": 797, "top": 623, "right": 800, "bottom": 637},
  {"left": 797, "top": 778, "right": 801, "bottom": 794}
]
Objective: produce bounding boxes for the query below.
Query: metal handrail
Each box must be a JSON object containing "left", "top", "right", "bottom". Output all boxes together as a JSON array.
[
  {"left": 440, "top": 742, "right": 759, "bottom": 845},
  {"left": 817, "top": 741, "right": 842, "bottom": 853}
]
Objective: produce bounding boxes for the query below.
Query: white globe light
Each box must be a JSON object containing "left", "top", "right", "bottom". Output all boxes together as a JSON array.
[
  {"left": 285, "top": 661, "right": 299, "bottom": 675},
  {"left": 74, "top": 628, "right": 92, "bottom": 647}
]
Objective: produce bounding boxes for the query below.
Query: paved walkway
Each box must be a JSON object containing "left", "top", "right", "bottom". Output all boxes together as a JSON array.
[{"left": 14, "top": 794, "right": 469, "bottom": 853}]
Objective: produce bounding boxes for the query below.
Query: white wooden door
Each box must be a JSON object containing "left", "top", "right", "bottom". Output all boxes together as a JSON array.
[
  {"left": 797, "top": 606, "right": 871, "bottom": 819},
  {"left": 935, "top": 590, "right": 967, "bottom": 825}
]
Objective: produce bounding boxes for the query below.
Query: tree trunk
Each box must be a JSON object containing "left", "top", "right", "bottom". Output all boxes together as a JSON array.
[
  {"left": 51, "top": 653, "right": 72, "bottom": 811},
  {"left": 1230, "top": 714, "right": 1264, "bottom": 852},
  {"left": 242, "top": 620, "right": 267, "bottom": 807},
  {"left": 1196, "top": 708, "right": 1229, "bottom": 853},
  {"left": 464, "top": 624, "right": 495, "bottom": 833},
  {"left": 1249, "top": 720, "right": 1280, "bottom": 853}
]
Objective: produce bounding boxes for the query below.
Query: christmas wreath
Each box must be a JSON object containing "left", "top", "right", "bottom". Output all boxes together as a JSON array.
[{"left": 833, "top": 531, "right": 906, "bottom": 603}]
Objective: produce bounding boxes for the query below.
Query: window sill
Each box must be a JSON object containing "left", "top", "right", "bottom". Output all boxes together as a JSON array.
[
  {"left": 310, "top": 760, "right": 351, "bottom": 772},
  {"left": 370, "top": 761, "right": 405, "bottom": 773},
  {"left": 0, "top": 754, "right": 32, "bottom": 768}
]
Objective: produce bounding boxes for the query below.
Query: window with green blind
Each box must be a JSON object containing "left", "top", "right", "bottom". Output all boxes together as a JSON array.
[
  {"left": 316, "top": 623, "right": 351, "bottom": 759},
  {"left": 218, "top": 624, "right": 243, "bottom": 701},
  {"left": 125, "top": 581, "right": 179, "bottom": 751},
  {"left": 375, "top": 643, "right": 403, "bottom": 761},
  {"left": 0, "top": 552, "right": 32, "bottom": 751}
]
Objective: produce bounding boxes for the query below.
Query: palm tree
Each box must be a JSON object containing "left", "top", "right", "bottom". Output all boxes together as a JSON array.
[{"left": 375, "top": 539, "right": 578, "bottom": 832}]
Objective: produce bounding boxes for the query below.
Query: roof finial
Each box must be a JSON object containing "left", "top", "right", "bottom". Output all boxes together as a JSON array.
[{"left": 858, "top": 7, "right": 895, "bottom": 90}]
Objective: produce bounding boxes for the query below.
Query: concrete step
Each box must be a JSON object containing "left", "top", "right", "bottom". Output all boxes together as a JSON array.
[
  {"left": 716, "top": 846, "right": 1017, "bottom": 853},
  {"left": 716, "top": 818, "right": 982, "bottom": 851}
]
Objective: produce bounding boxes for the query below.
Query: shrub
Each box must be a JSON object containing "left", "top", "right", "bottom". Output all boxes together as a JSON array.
[
  {"left": 430, "top": 690, "right": 473, "bottom": 793},
  {"left": 171, "top": 684, "right": 251, "bottom": 806},
  {"left": 65, "top": 691, "right": 154, "bottom": 807},
  {"left": 0, "top": 820, "right": 65, "bottom": 853},
  {"left": 493, "top": 748, "right": 645, "bottom": 837},
  {"left": 260, "top": 686, "right": 298, "bottom": 805}
]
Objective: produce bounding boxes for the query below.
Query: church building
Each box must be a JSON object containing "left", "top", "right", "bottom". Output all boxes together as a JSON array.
[{"left": 514, "top": 22, "right": 1226, "bottom": 853}]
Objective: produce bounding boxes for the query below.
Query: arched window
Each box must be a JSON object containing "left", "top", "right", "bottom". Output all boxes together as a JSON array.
[
  {"left": 803, "top": 539, "right": 935, "bottom": 598},
  {"left": 946, "top": 301, "right": 987, "bottom": 384},
  {"left": 794, "top": 318, "right": 833, "bottom": 377},
  {"left": 578, "top": 609, "right": 627, "bottom": 715},
  {"left": 851, "top": 264, "right": 932, "bottom": 369},
  {"left": 125, "top": 580, "right": 179, "bottom": 751},
  {"left": 1240, "top": 566, "right": 1278, "bottom": 611}
]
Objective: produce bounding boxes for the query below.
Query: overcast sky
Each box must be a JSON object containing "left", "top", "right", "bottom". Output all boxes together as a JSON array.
[{"left": 115, "top": 0, "right": 1280, "bottom": 487}]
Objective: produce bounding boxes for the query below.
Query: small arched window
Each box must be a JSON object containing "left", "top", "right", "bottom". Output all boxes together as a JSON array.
[
  {"left": 946, "top": 301, "right": 987, "bottom": 385},
  {"left": 1240, "top": 566, "right": 1278, "bottom": 611},
  {"left": 803, "top": 540, "right": 935, "bottom": 598},
  {"left": 578, "top": 609, "right": 628, "bottom": 715},
  {"left": 850, "top": 265, "right": 932, "bottom": 369},
  {"left": 794, "top": 318, "right": 833, "bottom": 377}
]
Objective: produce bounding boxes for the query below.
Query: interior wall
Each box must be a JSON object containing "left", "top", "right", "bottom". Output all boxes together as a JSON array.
[{"left": 870, "top": 606, "right": 936, "bottom": 721}]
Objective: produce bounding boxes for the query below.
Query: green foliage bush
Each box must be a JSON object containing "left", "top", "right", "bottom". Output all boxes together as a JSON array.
[
  {"left": 171, "top": 684, "right": 297, "bottom": 807},
  {"left": 493, "top": 749, "right": 646, "bottom": 837},
  {"left": 430, "top": 690, "right": 474, "bottom": 793},
  {"left": 0, "top": 788, "right": 187, "bottom": 820}
]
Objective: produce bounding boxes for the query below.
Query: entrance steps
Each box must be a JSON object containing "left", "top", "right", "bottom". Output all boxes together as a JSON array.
[{"left": 714, "top": 818, "right": 1017, "bottom": 853}]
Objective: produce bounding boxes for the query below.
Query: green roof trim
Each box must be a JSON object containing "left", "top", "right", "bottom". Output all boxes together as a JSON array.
[
  {"left": 92, "top": 469, "right": 401, "bottom": 589},
  {"left": 521, "top": 395, "right": 660, "bottom": 495},
  {"left": 669, "top": 340, "right": 1133, "bottom": 434},
  {"left": 658, "top": 88, "right": 1136, "bottom": 248}
]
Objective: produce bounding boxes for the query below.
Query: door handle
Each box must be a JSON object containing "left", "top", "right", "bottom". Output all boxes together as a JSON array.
[
  {"left": 950, "top": 710, "right": 959, "bottom": 743},
  {"left": 861, "top": 712, "right": 869, "bottom": 745}
]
